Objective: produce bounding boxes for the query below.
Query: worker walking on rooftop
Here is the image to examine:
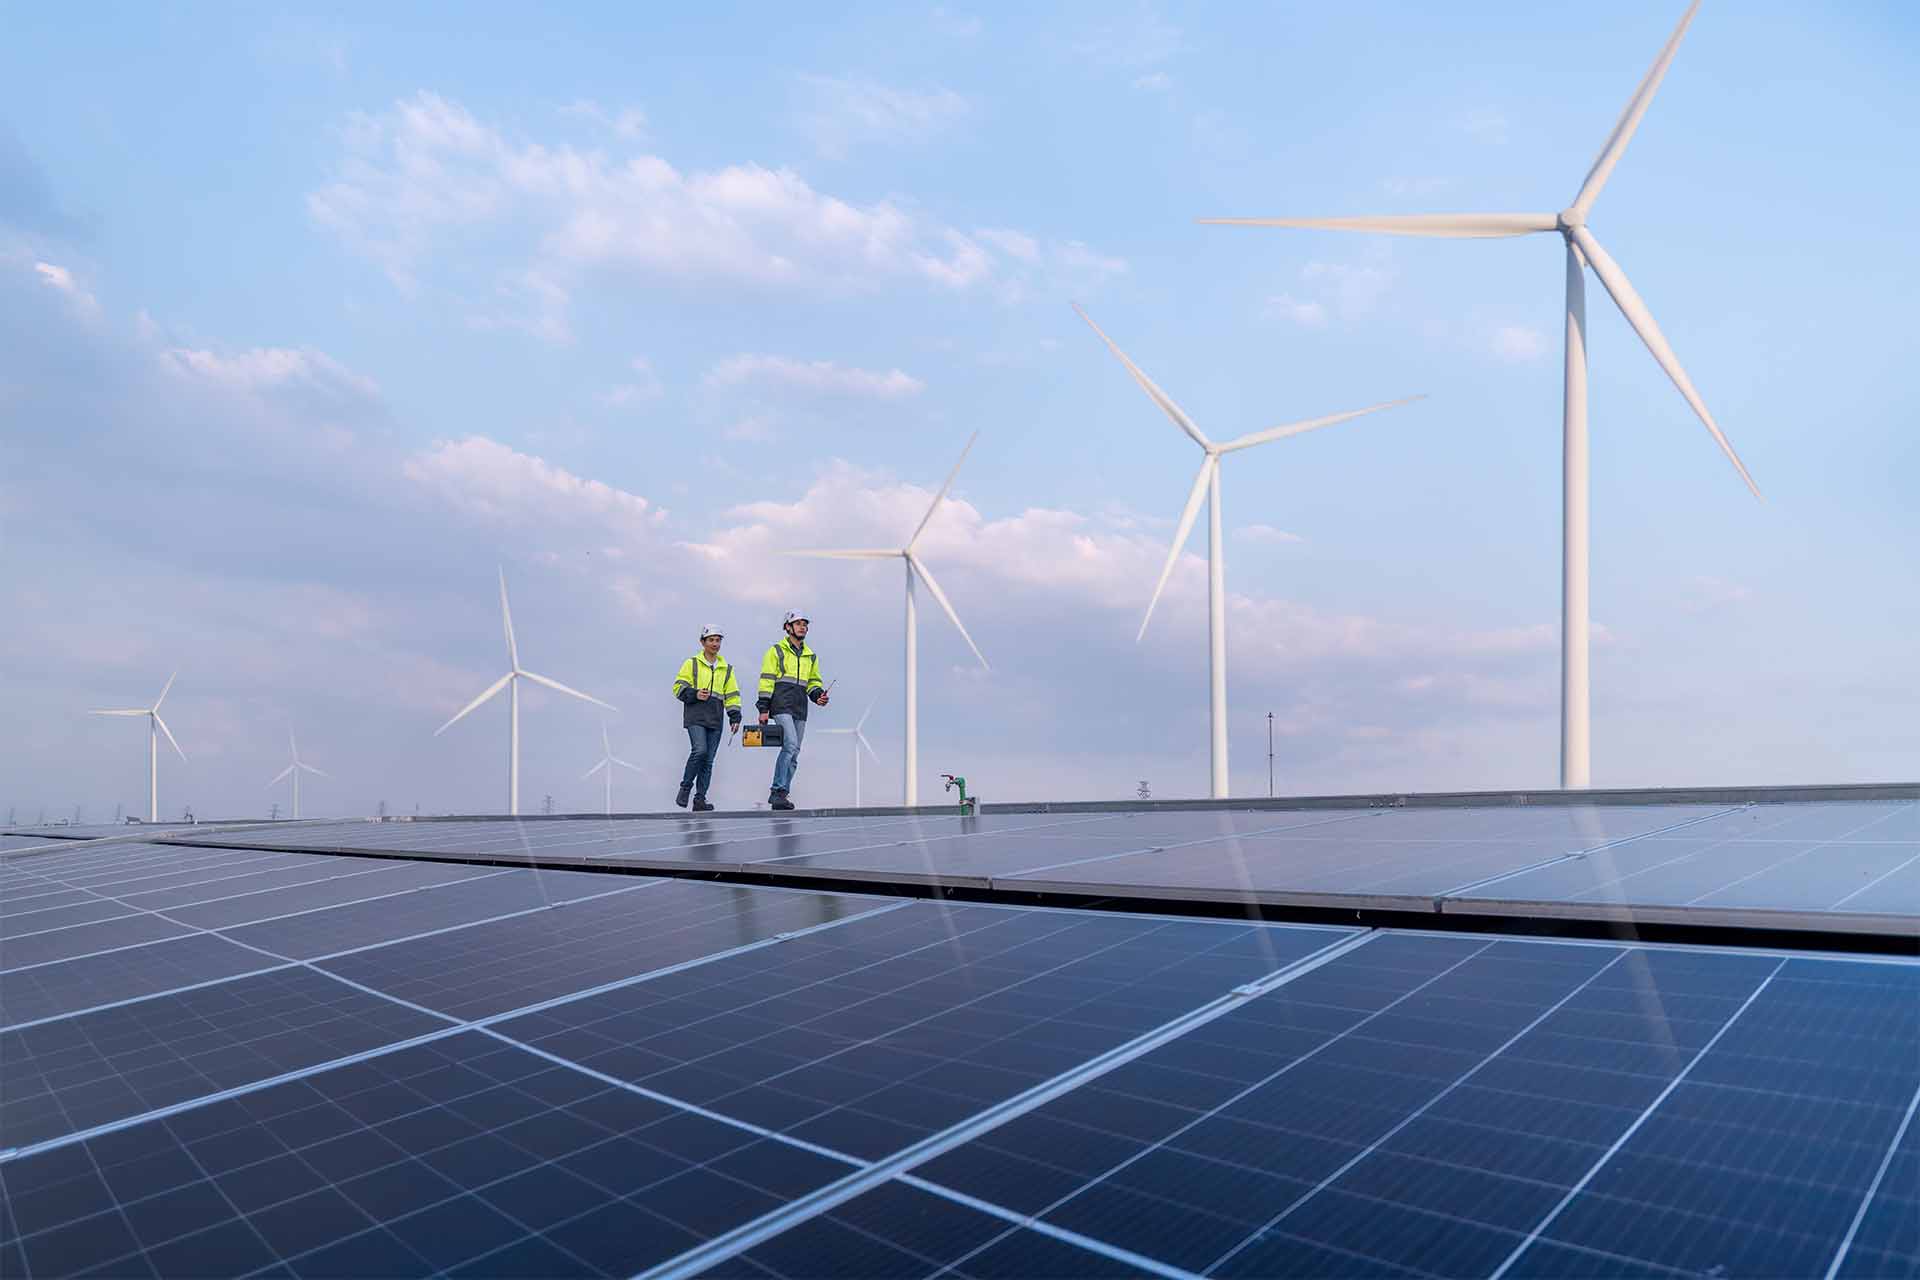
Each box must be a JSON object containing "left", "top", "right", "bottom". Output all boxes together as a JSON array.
[
  {"left": 757, "top": 610, "right": 828, "bottom": 811},
  {"left": 672, "top": 625, "right": 741, "bottom": 811}
]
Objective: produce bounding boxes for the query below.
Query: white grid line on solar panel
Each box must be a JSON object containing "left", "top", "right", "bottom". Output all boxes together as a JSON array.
[
  {"left": 886, "top": 1175, "right": 1193, "bottom": 1279},
  {"left": 1826, "top": 1077, "right": 1920, "bottom": 1280},
  {"left": 0, "top": 864, "right": 523, "bottom": 964},
  {"left": 1485, "top": 958, "right": 1791, "bottom": 1278},
  {"left": 1437, "top": 804, "right": 1751, "bottom": 897},
  {"left": 1, "top": 1032, "right": 863, "bottom": 1278},
  {"left": 1459, "top": 802, "right": 1917, "bottom": 912},
  {"left": 2, "top": 898, "right": 914, "bottom": 1164},
  {"left": 0, "top": 878, "right": 663, "bottom": 1033},
  {"left": 1665, "top": 804, "right": 1915, "bottom": 907},
  {"left": 999, "top": 804, "right": 1747, "bottom": 897},
  {"left": 1, "top": 846, "right": 322, "bottom": 898},
  {"left": 633, "top": 930, "right": 1379, "bottom": 1280},
  {"left": 894, "top": 938, "right": 1847, "bottom": 1277},
  {"left": 0, "top": 857, "right": 420, "bottom": 926}
]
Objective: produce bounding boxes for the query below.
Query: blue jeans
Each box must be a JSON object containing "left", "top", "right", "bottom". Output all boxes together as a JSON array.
[
  {"left": 771, "top": 713, "right": 806, "bottom": 791},
  {"left": 681, "top": 725, "right": 721, "bottom": 797}
]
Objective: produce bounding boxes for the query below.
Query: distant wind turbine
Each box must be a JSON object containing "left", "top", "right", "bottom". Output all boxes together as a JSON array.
[
  {"left": 1076, "top": 304, "right": 1421, "bottom": 798},
  {"left": 436, "top": 568, "right": 616, "bottom": 815},
  {"left": 787, "top": 436, "right": 988, "bottom": 806},
  {"left": 267, "top": 730, "right": 328, "bottom": 820},
  {"left": 90, "top": 672, "right": 187, "bottom": 823},
  {"left": 817, "top": 702, "right": 880, "bottom": 808},
  {"left": 1200, "top": 0, "right": 1756, "bottom": 789},
  {"left": 582, "top": 722, "right": 643, "bottom": 816}
]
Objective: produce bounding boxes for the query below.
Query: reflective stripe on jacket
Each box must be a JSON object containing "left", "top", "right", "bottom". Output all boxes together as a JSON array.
[
  {"left": 756, "top": 640, "right": 824, "bottom": 721},
  {"left": 672, "top": 655, "right": 741, "bottom": 729}
]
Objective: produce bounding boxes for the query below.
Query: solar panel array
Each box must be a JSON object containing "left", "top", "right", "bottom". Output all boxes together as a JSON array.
[{"left": 3, "top": 806, "right": 1916, "bottom": 1278}]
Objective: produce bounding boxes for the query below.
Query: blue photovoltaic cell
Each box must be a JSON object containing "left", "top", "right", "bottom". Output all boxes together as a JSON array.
[
  {"left": 0, "top": 912, "right": 196, "bottom": 970},
  {"left": 0, "top": 965, "right": 447, "bottom": 1149},
  {"left": 499, "top": 903, "right": 1346, "bottom": 1162},
  {"left": 316, "top": 879, "right": 878, "bottom": 1020},
  {"left": 711, "top": 1180, "right": 1152, "bottom": 1278},
  {"left": 0, "top": 1032, "right": 857, "bottom": 1279},
  {"left": 0, "top": 932, "right": 284, "bottom": 1029}
]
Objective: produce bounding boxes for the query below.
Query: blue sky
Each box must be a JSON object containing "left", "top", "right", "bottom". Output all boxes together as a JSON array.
[{"left": 3, "top": 1, "right": 1915, "bottom": 818}]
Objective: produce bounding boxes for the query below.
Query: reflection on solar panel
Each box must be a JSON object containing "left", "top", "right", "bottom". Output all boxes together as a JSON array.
[{"left": 2, "top": 801, "right": 1915, "bottom": 1278}]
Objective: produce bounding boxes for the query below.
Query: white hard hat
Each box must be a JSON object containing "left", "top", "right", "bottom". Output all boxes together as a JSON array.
[
  {"left": 783, "top": 610, "right": 810, "bottom": 627},
  {"left": 700, "top": 624, "right": 723, "bottom": 640}
]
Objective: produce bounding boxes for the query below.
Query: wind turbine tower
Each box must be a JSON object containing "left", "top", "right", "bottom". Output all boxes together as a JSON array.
[
  {"left": 268, "top": 731, "right": 328, "bottom": 820},
  {"left": 789, "top": 437, "right": 989, "bottom": 805},
  {"left": 818, "top": 703, "right": 880, "bottom": 808},
  {"left": 90, "top": 672, "right": 187, "bottom": 822},
  {"left": 437, "top": 569, "right": 617, "bottom": 815},
  {"left": 1076, "top": 305, "right": 1421, "bottom": 798},
  {"left": 1202, "top": 0, "right": 1756, "bottom": 789},
  {"left": 582, "top": 722, "right": 643, "bottom": 817}
]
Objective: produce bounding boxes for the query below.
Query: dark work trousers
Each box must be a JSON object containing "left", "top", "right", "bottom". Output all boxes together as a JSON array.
[{"left": 681, "top": 725, "right": 722, "bottom": 797}]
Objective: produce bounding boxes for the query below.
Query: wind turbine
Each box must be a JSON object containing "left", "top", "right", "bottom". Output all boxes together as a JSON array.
[
  {"left": 1076, "top": 304, "right": 1421, "bottom": 798},
  {"left": 90, "top": 672, "right": 187, "bottom": 823},
  {"left": 817, "top": 702, "right": 880, "bottom": 808},
  {"left": 436, "top": 568, "right": 617, "bottom": 815},
  {"left": 788, "top": 436, "right": 988, "bottom": 805},
  {"left": 582, "top": 722, "right": 643, "bottom": 816},
  {"left": 1201, "top": 0, "right": 1757, "bottom": 789},
  {"left": 267, "top": 730, "right": 328, "bottom": 820}
]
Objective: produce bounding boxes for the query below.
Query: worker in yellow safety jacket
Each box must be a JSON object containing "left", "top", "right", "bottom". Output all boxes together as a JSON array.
[
  {"left": 672, "top": 625, "right": 741, "bottom": 811},
  {"left": 756, "top": 609, "right": 828, "bottom": 810}
]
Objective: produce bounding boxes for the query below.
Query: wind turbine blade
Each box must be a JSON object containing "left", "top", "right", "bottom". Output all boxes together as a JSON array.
[
  {"left": 152, "top": 671, "right": 177, "bottom": 711},
  {"left": 153, "top": 713, "right": 187, "bottom": 762},
  {"left": 497, "top": 567, "right": 520, "bottom": 670},
  {"left": 782, "top": 549, "right": 902, "bottom": 560},
  {"left": 1219, "top": 396, "right": 1427, "bottom": 453},
  {"left": 90, "top": 709, "right": 149, "bottom": 717},
  {"left": 1200, "top": 213, "right": 1557, "bottom": 239},
  {"left": 1139, "top": 456, "right": 1215, "bottom": 641},
  {"left": 269, "top": 765, "right": 295, "bottom": 786},
  {"left": 299, "top": 763, "right": 330, "bottom": 778},
  {"left": 1572, "top": 227, "right": 1760, "bottom": 497},
  {"left": 1572, "top": 0, "right": 1701, "bottom": 214},
  {"left": 611, "top": 756, "right": 644, "bottom": 773},
  {"left": 520, "top": 670, "right": 618, "bottom": 712},
  {"left": 601, "top": 722, "right": 612, "bottom": 755},
  {"left": 1073, "top": 304, "right": 1212, "bottom": 450},
  {"left": 857, "top": 702, "right": 875, "bottom": 731},
  {"left": 905, "top": 553, "right": 989, "bottom": 671},
  {"left": 856, "top": 731, "right": 880, "bottom": 763},
  {"left": 583, "top": 759, "right": 608, "bottom": 780},
  {"left": 435, "top": 671, "right": 514, "bottom": 735},
  {"left": 907, "top": 431, "right": 979, "bottom": 552}
]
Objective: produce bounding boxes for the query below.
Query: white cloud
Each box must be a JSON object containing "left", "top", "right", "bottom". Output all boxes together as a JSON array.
[
  {"left": 976, "top": 228, "right": 1040, "bottom": 264},
  {"left": 1266, "top": 293, "right": 1328, "bottom": 329},
  {"left": 723, "top": 414, "right": 778, "bottom": 443},
  {"left": 1302, "top": 258, "right": 1394, "bottom": 318},
  {"left": 1491, "top": 325, "right": 1548, "bottom": 363},
  {"left": 310, "top": 92, "right": 1118, "bottom": 327},
  {"left": 704, "top": 354, "right": 925, "bottom": 399},
  {"left": 403, "top": 436, "right": 667, "bottom": 535},
  {"left": 1239, "top": 524, "right": 1304, "bottom": 545},
  {"left": 794, "top": 75, "right": 970, "bottom": 157},
  {"left": 33, "top": 261, "right": 97, "bottom": 314},
  {"left": 1456, "top": 108, "right": 1510, "bottom": 145},
  {"left": 1686, "top": 577, "right": 1754, "bottom": 613},
  {"left": 559, "top": 99, "right": 647, "bottom": 139},
  {"left": 1132, "top": 72, "right": 1172, "bottom": 92},
  {"left": 164, "top": 344, "right": 381, "bottom": 401},
  {"left": 600, "top": 356, "right": 663, "bottom": 407}
]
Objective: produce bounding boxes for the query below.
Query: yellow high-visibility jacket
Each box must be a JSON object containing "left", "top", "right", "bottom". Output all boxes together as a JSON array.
[
  {"left": 756, "top": 640, "right": 825, "bottom": 721},
  {"left": 672, "top": 654, "right": 741, "bottom": 729}
]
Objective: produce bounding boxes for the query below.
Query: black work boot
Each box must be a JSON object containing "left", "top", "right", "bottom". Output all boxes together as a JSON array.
[
  {"left": 770, "top": 788, "right": 795, "bottom": 811},
  {"left": 675, "top": 783, "right": 691, "bottom": 809},
  {"left": 691, "top": 795, "right": 714, "bottom": 812}
]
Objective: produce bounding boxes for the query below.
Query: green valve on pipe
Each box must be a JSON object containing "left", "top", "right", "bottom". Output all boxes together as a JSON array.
[{"left": 940, "top": 774, "right": 975, "bottom": 816}]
